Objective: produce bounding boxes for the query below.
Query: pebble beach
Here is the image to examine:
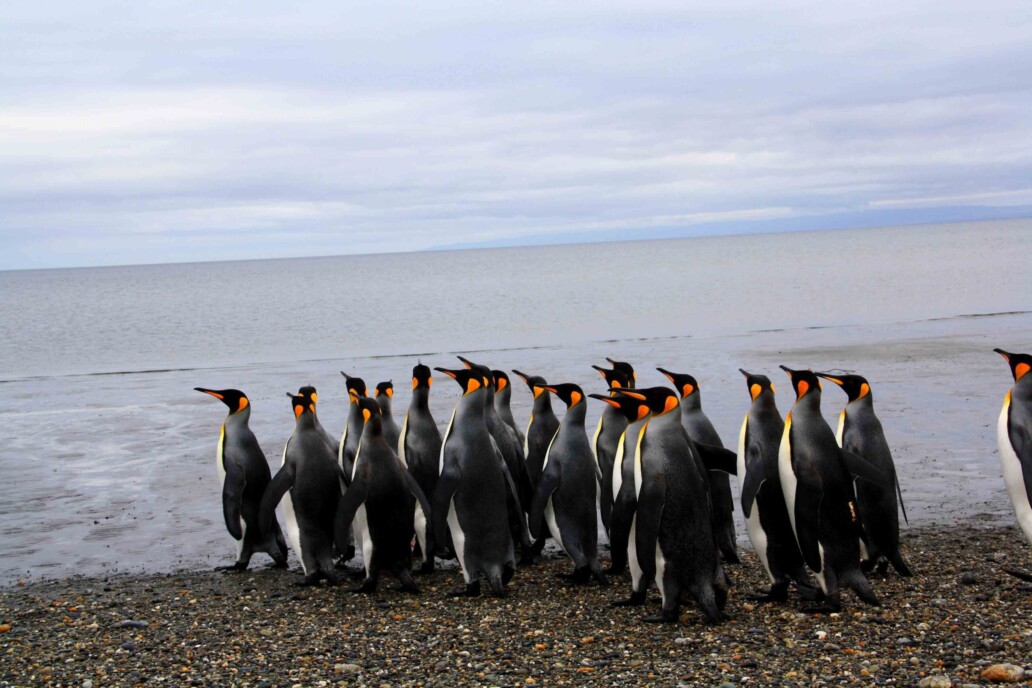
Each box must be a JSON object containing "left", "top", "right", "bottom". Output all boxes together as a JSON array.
[{"left": 2, "top": 520, "right": 1030, "bottom": 687}]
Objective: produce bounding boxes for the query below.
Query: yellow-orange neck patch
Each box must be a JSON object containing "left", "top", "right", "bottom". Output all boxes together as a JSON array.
[
  {"left": 237, "top": 397, "right": 249, "bottom": 413},
  {"left": 663, "top": 396, "right": 679, "bottom": 414},
  {"left": 750, "top": 384, "right": 762, "bottom": 401},
  {"left": 1017, "top": 362, "right": 1030, "bottom": 381},
  {"left": 570, "top": 391, "right": 582, "bottom": 407},
  {"left": 797, "top": 380, "right": 810, "bottom": 398}
]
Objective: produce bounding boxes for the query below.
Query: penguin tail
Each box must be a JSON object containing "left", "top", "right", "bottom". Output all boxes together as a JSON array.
[
  {"left": 842, "top": 569, "right": 881, "bottom": 607},
  {"left": 888, "top": 550, "right": 913, "bottom": 577},
  {"left": 486, "top": 567, "right": 508, "bottom": 597}
]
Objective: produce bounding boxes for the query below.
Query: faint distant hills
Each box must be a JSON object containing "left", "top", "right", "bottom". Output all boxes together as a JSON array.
[{"left": 431, "top": 205, "right": 1032, "bottom": 251}]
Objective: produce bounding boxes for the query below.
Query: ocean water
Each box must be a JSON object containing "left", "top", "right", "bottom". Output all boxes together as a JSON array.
[{"left": 0, "top": 219, "right": 1030, "bottom": 583}]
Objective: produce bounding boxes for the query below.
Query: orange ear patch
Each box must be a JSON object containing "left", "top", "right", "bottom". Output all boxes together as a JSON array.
[
  {"left": 238, "top": 397, "right": 249, "bottom": 412},
  {"left": 294, "top": 404, "right": 304, "bottom": 419},
  {"left": 532, "top": 386, "right": 544, "bottom": 398},
  {"left": 750, "top": 384, "right": 762, "bottom": 400},
  {"left": 412, "top": 377, "right": 419, "bottom": 390},
  {"left": 362, "top": 408, "right": 371, "bottom": 422},
  {"left": 385, "top": 388, "right": 393, "bottom": 399},
  {"left": 797, "top": 380, "right": 810, "bottom": 398},
  {"left": 1017, "top": 362, "right": 1030, "bottom": 381},
  {"left": 859, "top": 382, "right": 871, "bottom": 398},
  {"left": 467, "top": 378, "right": 481, "bottom": 394},
  {"left": 636, "top": 405, "right": 650, "bottom": 420},
  {"left": 570, "top": 391, "right": 583, "bottom": 406},
  {"left": 682, "top": 384, "right": 694, "bottom": 398},
  {"left": 663, "top": 396, "right": 679, "bottom": 414},
  {"left": 497, "top": 378, "right": 507, "bottom": 391}
]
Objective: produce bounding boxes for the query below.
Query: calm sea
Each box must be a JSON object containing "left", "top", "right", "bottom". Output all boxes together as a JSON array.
[{"left": 0, "top": 219, "right": 1030, "bottom": 582}]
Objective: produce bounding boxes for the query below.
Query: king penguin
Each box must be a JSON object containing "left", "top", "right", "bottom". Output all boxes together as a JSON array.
[
  {"left": 512, "top": 369, "right": 561, "bottom": 489},
  {"left": 195, "top": 388, "right": 288, "bottom": 571},
  {"left": 433, "top": 367, "right": 516, "bottom": 596},
  {"left": 778, "top": 366, "right": 886, "bottom": 612},
  {"left": 588, "top": 390, "right": 651, "bottom": 603},
  {"left": 531, "top": 383, "right": 608, "bottom": 585},
  {"left": 374, "top": 381, "right": 402, "bottom": 451},
  {"left": 994, "top": 349, "right": 1032, "bottom": 546},
  {"left": 735, "top": 370, "right": 814, "bottom": 602},
  {"left": 816, "top": 372, "right": 912, "bottom": 577},
  {"left": 658, "top": 368, "right": 739, "bottom": 565},
  {"left": 337, "top": 396, "right": 433, "bottom": 594},
  {"left": 493, "top": 370, "right": 526, "bottom": 450},
  {"left": 260, "top": 392, "right": 341, "bottom": 585},
  {"left": 399, "top": 362, "right": 443, "bottom": 572},
  {"left": 338, "top": 372, "right": 368, "bottom": 485},
  {"left": 591, "top": 361, "right": 632, "bottom": 536},
  {"left": 624, "top": 386, "right": 727, "bottom": 623}
]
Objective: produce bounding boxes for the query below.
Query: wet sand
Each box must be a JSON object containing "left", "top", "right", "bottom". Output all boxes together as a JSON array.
[{"left": 2, "top": 521, "right": 1030, "bottom": 687}]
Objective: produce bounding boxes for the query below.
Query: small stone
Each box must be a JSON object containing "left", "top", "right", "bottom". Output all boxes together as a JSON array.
[
  {"left": 120, "top": 642, "right": 135, "bottom": 651},
  {"left": 980, "top": 664, "right": 1025, "bottom": 682},
  {"left": 337, "top": 664, "right": 362, "bottom": 674},
  {"left": 259, "top": 628, "right": 273, "bottom": 638},
  {"left": 897, "top": 637, "right": 917, "bottom": 646},
  {"left": 82, "top": 681, "right": 93, "bottom": 688},
  {"left": 917, "top": 676, "right": 952, "bottom": 688},
  {"left": 114, "top": 620, "right": 149, "bottom": 629},
  {"left": 959, "top": 572, "right": 977, "bottom": 585},
  {"left": 0, "top": 624, "right": 10, "bottom": 633}
]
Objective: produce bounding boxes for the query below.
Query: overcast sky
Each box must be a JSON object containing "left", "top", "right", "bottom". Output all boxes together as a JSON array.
[{"left": 2, "top": 1, "right": 1031, "bottom": 269}]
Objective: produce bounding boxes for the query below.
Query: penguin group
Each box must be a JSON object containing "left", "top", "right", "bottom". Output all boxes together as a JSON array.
[{"left": 192, "top": 347, "right": 1031, "bottom": 622}]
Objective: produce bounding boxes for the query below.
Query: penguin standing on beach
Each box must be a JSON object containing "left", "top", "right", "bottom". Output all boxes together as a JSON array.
[
  {"left": 530, "top": 383, "right": 607, "bottom": 585},
  {"left": 512, "top": 370, "right": 561, "bottom": 488},
  {"left": 493, "top": 370, "right": 526, "bottom": 450},
  {"left": 195, "top": 388, "right": 289, "bottom": 571},
  {"left": 434, "top": 367, "right": 516, "bottom": 596},
  {"left": 735, "top": 371, "right": 813, "bottom": 602},
  {"left": 588, "top": 391, "right": 651, "bottom": 602},
  {"left": 778, "top": 366, "right": 886, "bottom": 612},
  {"left": 591, "top": 360, "right": 633, "bottom": 536},
  {"left": 337, "top": 396, "right": 432, "bottom": 593},
  {"left": 260, "top": 393, "right": 341, "bottom": 585},
  {"left": 658, "top": 368, "right": 739, "bottom": 564},
  {"left": 399, "top": 363, "right": 443, "bottom": 572},
  {"left": 338, "top": 373, "right": 368, "bottom": 485},
  {"left": 374, "top": 381, "right": 402, "bottom": 451},
  {"left": 626, "top": 386, "right": 728, "bottom": 623},
  {"left": 816, "top": 372, "right": 912, "bottom": 576},
  {"left": 993, "top": 349, "right": 1032, "bottom": 547},
  {"left": 296, "top": 385, "right": 337, "bottom": 453}
]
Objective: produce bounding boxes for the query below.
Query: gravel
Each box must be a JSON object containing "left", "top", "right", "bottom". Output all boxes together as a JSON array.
[{"left": 1, "top": 522, "right": 1030, "bottom": 687}]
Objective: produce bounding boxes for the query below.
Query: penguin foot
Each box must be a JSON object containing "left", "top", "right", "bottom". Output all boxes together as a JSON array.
[
  {"left": 747, "top": 588, "right": 789, "bottom": 604},
  {"left": 414, "top": 561, "right": 435, "bottom": 576},
  {"left": 215, "top": 563, "right": 248, "bottom": 573},
  {"left": 642, "top": 610, "right": 679, "bottom": 623},
  {"left": 448, "top": 582, "right": 481, "bottom": 597},
  {"left": 348, "top": 580, "right": 378, "bottom": 594},
  {"left": 610, "top": 591, "right": 647, "bottom": 607},
  {"left": 802, "top": 601, "right": 842, "bottom": 614},
  {"left": 796, "top": 585, "right": 822, "bottom": 602},
  {"left": 265, "top": 561, "right": 289, "bottom": 570},
  {"left": 1002, "top": 567, "right": 1032, "bottom": 584}
]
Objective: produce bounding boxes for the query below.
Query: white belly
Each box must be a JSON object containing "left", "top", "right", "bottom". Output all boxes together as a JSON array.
[
  {"left": 280, "top": 442, "right": 303, "bottom": 572},
  {"left": 216, "top": 425, "right": 227, "bottom": 487},
  {"left": 447, "top": 499, "right": 469, "bottom": 582},
  {"left": 398, "top": 413, "right": 409, "bottom": 467},
  {"left": 815, "top": 542, "right": 827, "bottom": 593},
  {"left": 999, "top": 396, "right": 1032, "bottom": 546},
  {"left": 355, "top": 504, "right": 372, "bottom": 576},
  {"left": 739, "top": 414, "right": 772, "bottom": 582},
  {"left": 628, "top": 513, "right": 643, "bottom": 590},
  {"left": 439, "top": 409, "right": 456, "bottom": 475},
  {"left": 778, "top": 417, "right": 800, "bottom": 547},
  {"left": 654, "top": 542, "right": 668, "bottom": 603},
  {"left": 544, "top": 496, "right": 565, "bottom": 553},
  {"left": 612, "top": 432, "right": 626, "bottom": 498},
  {"left": 414, "top": 500, "right": 429, "bottom": 563}
]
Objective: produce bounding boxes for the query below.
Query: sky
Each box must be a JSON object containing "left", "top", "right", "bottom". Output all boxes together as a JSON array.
[{"left": 2, "top": 1, "right": 1031, "bottom": 269}]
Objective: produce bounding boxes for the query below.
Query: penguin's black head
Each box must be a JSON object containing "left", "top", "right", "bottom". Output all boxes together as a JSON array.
[
  {"left": 994, "top": 349, "right": 1032, "bottom": 383},
  {"left": 288, "top": 393, "right": 314, "bottom": 419},
  {"left": 657, "top": 367, "right": 699, "bottom": 399},
  {"left": 340, "top": 372, "right": 367, "bottom": 401},
  {"left": 412, "top": 363, "right": 433, "bottom": 390},
  {"left": 375, "top": 381, "right": 394, "bottom": 399},
  {"left": 492, "top": 370, "right": 512, "bottom": 393},
  {"left": 589, "top": 391, "right": 651, "bottom": 422},
  {"left": 195, "top": 387, "right": 250, "bottom": 414},
  {"left": 779, "top": 365, "right": 821, "bottom": 400},
  {"left": 614, "top": 386, "right": 680, "bottom": 416},
  {"left": 435, "top": 367, "right": 488, "bottom": 396},
  {"left": 606, "top": 357, "right": 636, "bottom": 388},
  {"left": 738, "top": 369, "right": 775, "bottom": 401},
  {"left": 296, "top": 385, "right": 319, "bottom": 405},
  {"left": 457, "top": 356, "right": 494, "bottom": 388},
  {"left": 539, "top": 383, "right": 585, "bottom": 408},
  {"left": 591, "top": 364, "right": 631, "bottom": 392},
  {"left": 356, "top": 396, "right": 382, "bottom": 425},
  {"left": 512, "top": 369, "right": 549, "bottom": 397},
  {"left": 816, "top": 372, "right": 870, "bottom": 401}
]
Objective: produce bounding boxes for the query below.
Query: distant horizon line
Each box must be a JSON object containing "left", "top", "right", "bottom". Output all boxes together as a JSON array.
[{"left": 5, "top": 212, "right": 1030, "bottom": 273}]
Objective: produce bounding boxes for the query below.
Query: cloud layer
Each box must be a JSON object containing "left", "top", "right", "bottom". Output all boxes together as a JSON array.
[{"left": 2, "top": 1, "right": 1031, "bottom": 268}]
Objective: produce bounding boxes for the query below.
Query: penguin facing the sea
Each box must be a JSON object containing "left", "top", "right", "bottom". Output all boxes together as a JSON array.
[
  {"left": 530, "top": 383, "right": 607, "bottom": 586},
  {"left": 493, "top": 370, "right": 526, "bottom": 449},
  {"left": 778, "top": 366, "right": 885, "bottom": 612},
  {"left": 657, "top": 367, "right": 739, "bottom": 565},
  {"left": 735, "top": 371, "right": 813, "bottom": 602},
  {"left": 337, "top": 396, "right": 432, "bottom": 594},
  {"left": 512, "top": 369, "right": 560, "bottom": 488},
  {"left": 816, "top": 371, "right": 912, "bottom": 577},
  {"left": 434, "top": 366, "right": 517, "bottom": 596},
  {"left": 591, "top": 361, "right": 632, "bottom": 536},
  {"left": 261, "top": 393, "right": 341, "bottom": 585},
  {"left": 399, "top": 363, "right": 442, "bottom": 572},
  {"left": 338, "top": 372, "right": 369, "bottom": 486},
  {"left": 994, "top": 349, "right": 1032, "bottom": 547},
  {"left": 374, "top": 381, "right": 402, "bottom": 452},
  {"left": 195, "top": 388, "right": 288, "bottom": 571}
]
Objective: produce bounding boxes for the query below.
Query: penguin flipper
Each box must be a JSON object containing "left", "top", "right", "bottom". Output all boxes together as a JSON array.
[
  {"left": 608, "top": 482, "right": 637, "bottom": 571},
  {"left": 895, "top": 474, "right": 909, "bottom": 526},
  {"left": 634, "top": 477, "right": 666, "bottom": 584},
  {"left": 402, "top": 470, "right": 435, "bottom": 559},
  {"left": 529, "top": 464, "right": 560, "bottom": 541},
  {"left": 259, "top": 463, "right": 295, "bottom": 535},
  {"left": 740, "top": 475, "right": 765, "bottom": 520},
  {"left": 335, "top": 478, "right": 367, "bottom": 536},
  {"left": 793, "top": 481, "right": 824, "bottom": 573},
  {"left": 841, "top": 450, "right": 889, "bottom": 488},
  {"left": 432, "top": 465, "right": 461, "bottom": 551},
  {"left": 694, "top": 441, "right": 738, "bottom": 475},
  {"left": 221, "top": 460, "right": 246, "bottom": 540}
]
